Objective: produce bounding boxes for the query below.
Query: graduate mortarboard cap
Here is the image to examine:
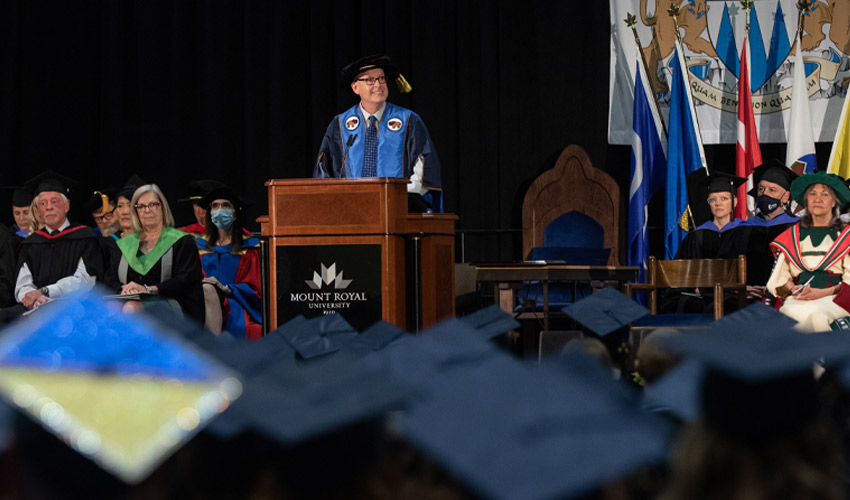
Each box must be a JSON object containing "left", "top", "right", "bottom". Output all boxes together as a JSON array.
[
  {"left": 401, "top": 350, "right": 673, "bottom": 500},
  {"left": 12, "top": 188, "right": 33, "bottom": 207},
  {"left": 23, "top": 170, "right": 79, "bottom": 197},
  {"left": 178, "top": 179, "right": 226, "bottom": 204},
  {"left": 0, "top": 288, "right": 242, "bottom": 483},
  {"left": 748, "top": 158, "right": 798, "bottom": 197},
  {"left": 700, "top": 171, "right": 747, "bottom": 195},
  {"left": 82, "top": 187, "right": 118, "bottom": 215},
  {"left": 198, "top": 185, "right": 252, "bottom": 211},
  {"left": 243, "top": 353, "right": 414, "bottom": 445},
  {"left": 561, "top": 288, "right": 649, "bottom": 337},
  {"left": 460, "top": 304, "right": 521, "bottom": 340},
  {"left": 117, "top": 174, "right": 146, "bottom": 201},
  {"left": 662, "top": 318, "right": 850, "bottom": 439},
  {"left": 341, "top": 53, "right": 413, "bottom": 94},
  {"left": 789, "top": 170, "right": 850, "bottom": 208}
]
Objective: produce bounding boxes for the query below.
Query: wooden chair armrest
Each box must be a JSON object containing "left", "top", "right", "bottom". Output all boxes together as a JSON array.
[{"left": 624, "top": 284, "right": 657, "bottom": 292}]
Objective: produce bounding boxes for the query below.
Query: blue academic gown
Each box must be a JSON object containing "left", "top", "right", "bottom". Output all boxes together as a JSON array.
[
  {"left": 313, "top": 102, "right": 443, "bottom": 211},
  {"left": 197, "top": 236, "right": 263, "bottom": 340}
]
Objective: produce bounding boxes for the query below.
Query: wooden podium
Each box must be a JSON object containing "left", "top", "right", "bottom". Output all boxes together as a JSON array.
[{"left": 259, "top": 178, "right": 457, "bottom": 332}]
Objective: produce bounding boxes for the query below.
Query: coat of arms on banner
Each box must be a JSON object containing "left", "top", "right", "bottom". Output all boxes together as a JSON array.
[{"left": 609, "top": 0, "right": 850, "bottom": 145}]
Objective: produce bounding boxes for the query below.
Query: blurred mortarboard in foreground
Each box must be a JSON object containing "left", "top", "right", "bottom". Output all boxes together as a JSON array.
[
  {"left": 0, "top": 288, "right": 241, "bottom": 483},
  {"left": 641, "top": 358, "right": 705, "bottom": 422},
  {"left": 562, "top": 288, "right": 649, "bottom": 337},
  {"left": 340, "top": 320, "right": 406, "bottom": 357},
  {"left": 401, "top": 350, "right": 672, "bottom": 500},
  {"left": 82, "top": 187, "right": 118, "bottom": 215},
  {"left": 23, "top": 170, "right": 80, "bottom": 197},
  {"left": 711, "top": 301, "right": 797, "bottom": 329},
  {"left": 661, "top": 317, "right": 850, "bottom": 439},
  {"left": 117, "top": 174, "right": 146, "bottom": 200},
  {"left": 460, "top": 304, "right": 520, "bottom": 340},
  {"left": 179, "top": 179, "right": 226, "bottom": 204},
  {"left": 243, "top": 353, "right": 414, "bottom": 445}
]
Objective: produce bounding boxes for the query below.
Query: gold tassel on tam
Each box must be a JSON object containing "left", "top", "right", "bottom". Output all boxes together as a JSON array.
[
  {"left": 396, "top": 74, "right": 412, "bottom": 94},
  {"left": 95, "top": 191, "right": 110, "bottom": 213}
]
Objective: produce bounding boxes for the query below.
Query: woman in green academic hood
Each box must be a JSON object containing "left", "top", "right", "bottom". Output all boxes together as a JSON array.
[{"left": 110, "top": 184, "right": 205, "bottom": 323}]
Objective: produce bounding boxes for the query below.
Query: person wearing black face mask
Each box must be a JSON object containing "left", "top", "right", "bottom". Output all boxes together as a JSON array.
[
  {"left": 196, "top": 186, "right": 262, "bottom": 340},
  {"left": 718, "top": 161, "right": 799, "bottom": 302}
]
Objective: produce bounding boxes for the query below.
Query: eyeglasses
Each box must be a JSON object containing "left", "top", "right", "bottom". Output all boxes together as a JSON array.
[
  {"left": 93, "top": 209, "right": 115, "bottom": 223},
  {"left": 356, "top": 75, "right": 387, "bottom": 86},
  {"left": 135, "top": 202, "right": 162, "bottom": 212},
  {"left": 211, "top": 201, "right": 234, "bottom": 210}
]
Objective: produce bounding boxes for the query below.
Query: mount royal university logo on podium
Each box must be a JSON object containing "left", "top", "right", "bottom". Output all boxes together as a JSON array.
[{"left": 291, "top": 262, "right": 368, "bottom": 315}]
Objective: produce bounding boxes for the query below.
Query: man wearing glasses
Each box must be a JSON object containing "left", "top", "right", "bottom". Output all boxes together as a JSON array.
[
  {"left": 313, "top": 54, "right": 443, "bottom": 211},
  {"left": 83, "top": 188, "right": 120, "bottom": 239},
  {"left": 10, "top": 174, "right": 102, "bottom": 316}
]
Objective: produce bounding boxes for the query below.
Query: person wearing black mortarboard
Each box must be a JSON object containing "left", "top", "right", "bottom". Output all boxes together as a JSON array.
[
  {"left": 718, "top": 161, "right": 800, "bottom": 301},
  {"left": 313, "top": 54, "right": 443, "bottom": 212},
  {"left": 766, "top": 172, "right": 850, "bottom": 332},
  {"left": 12, "top": 173, "right": 102, "bottom": 313},
  {"left": 10, "top": 188, "right": 33, "bottom": 238},
  {"left": 676, "top": 171, "right": 747, "bottom": 259},
  {"left": 82, "top": 188, "right": 120, "bottom": 239},
  {"left": 176, "top": 179, "right": 226, "bottom": 236},
  {"left": 195, "top": 185, "right": 262, "bottom": 340}
]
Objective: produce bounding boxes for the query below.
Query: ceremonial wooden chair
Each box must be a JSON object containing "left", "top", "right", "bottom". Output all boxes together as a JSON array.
[
  {"left": 624, "top": 255, "right": 747, "bottom": 331},
  {"left": 522, "top": 144, "right": 619, "bottom": 266}
]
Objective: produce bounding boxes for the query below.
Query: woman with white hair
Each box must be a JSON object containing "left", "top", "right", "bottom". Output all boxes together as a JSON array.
[{"left": 109, "top": 183, "right": 205, "bottom": 323}]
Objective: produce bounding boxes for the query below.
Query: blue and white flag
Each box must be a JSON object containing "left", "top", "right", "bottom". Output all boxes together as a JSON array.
[
  {"left": 785, "top": 37, "right": 817, "bottom": 173},
  {"left": 628, "top": 47, "right": 667, "bottom": 275},
  {"left": 665, "top": 41, "right": 706, "bottom": 260}
]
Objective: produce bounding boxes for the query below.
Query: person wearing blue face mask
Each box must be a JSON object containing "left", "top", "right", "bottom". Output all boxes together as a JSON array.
[{"left": 196, "top": 186, "right": 262, "bottom": 340}]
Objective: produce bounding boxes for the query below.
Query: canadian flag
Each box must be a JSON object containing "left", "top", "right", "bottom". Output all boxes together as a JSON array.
[{"left": 736, "top": 36, "right": 762, "bottom": 220}]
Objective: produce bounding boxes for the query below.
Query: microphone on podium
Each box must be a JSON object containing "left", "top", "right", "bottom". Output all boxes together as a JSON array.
[{"left": 341, "top": 134, "right": 357, "bottom": 178}]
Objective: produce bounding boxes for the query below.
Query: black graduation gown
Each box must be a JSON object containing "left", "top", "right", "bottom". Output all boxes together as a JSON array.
[
  {"left": 0, "top": 225, "right": 17, "bottom": 307},
  {"left": 717, "top": 213, "right": 799, "bottom": 286},
  {"left": 16, "top": 224, "right": 103, "bottom": 289}
]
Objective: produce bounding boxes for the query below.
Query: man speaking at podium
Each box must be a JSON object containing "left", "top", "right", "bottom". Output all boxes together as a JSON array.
[{"left": 313, "top": 54, "right": 443, "bottom": 212}]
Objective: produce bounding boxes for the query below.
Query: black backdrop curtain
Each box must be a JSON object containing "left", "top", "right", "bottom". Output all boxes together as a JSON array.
[{"left": 0, "top": 1, "right": 803, "bottom": 263}]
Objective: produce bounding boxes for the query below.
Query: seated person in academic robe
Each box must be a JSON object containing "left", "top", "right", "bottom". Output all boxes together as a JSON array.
[
  {"left": 107, "top": 184, "right": 205, "bottom": 324},
  {"left": 195, "top": 185, "right": 262, "bottom": 340},
  {"left": 82, "top": 188, "right": 120, "bottom": 238},
  {"left": 114, "top": 174, "right": 146, "bottom": 240},
  {"left": 718, "top": 161, "right": 799, "bottom": 301},
  {"left": 0, "top": 224, "right": 17, "bottom": 310},
  {"left": 177, "top": 179, "right": 226, "bottom": 235},
  {"left": 313, "top": 54, "right": 443, "bottom": 212},
  {"left": 767, "top": 172, "right": 850, "bottom": 332},
  {"left": 10, "top": 188, "right": 33, "bottom": 238},
  {"left": 664, "top": 172, "right": 747, "bottom": 313},
  {"left": 676, "top": 172, "right": 746, "bottom": 259},
  {"left": 12, "top": 175, "right": 102, "bottom": 316}
]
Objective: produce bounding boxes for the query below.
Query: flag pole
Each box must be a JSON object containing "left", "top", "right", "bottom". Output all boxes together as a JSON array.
[
  {"left": 625, "top": 13, "right": 667, "bottom": 136},
  {"left": 667, "top": 2, "right": 706, "bottom": 230}
]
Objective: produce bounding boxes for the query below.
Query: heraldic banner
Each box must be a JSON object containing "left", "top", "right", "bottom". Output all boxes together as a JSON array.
[{"left": 609, "top": 0, "right": 849, "bottom": 145}]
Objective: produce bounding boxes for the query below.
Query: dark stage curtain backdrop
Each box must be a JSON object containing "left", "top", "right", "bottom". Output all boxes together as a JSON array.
[{"left": 0, "top": 1, "right": 795, "bottom": 262}]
